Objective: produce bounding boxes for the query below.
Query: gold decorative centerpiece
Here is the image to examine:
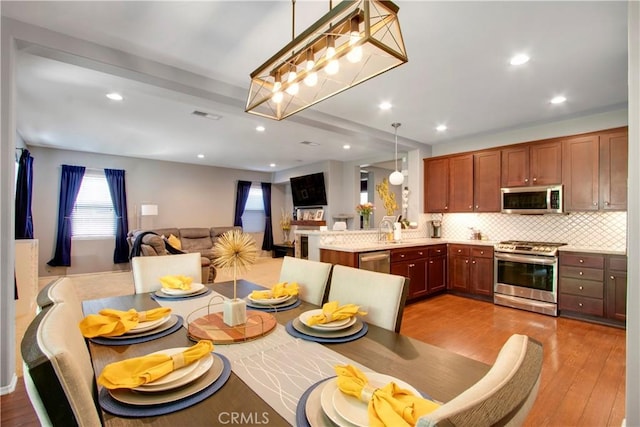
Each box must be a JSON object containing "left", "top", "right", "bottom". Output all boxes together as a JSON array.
[
  {"left": 356, "top": 202, "right": 374, "bottom": 229},
  {"left": 213, "top": 229, "right": 258, "bottom": 326},
  {"left": 280, "top": 209, "right": 292, "bottom": 244},
  {"left": 376, "top": 178, "right": 399, "bottom": 215}
]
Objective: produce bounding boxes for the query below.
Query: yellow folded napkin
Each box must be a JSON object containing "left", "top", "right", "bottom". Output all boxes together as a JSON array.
[
  {"left": 305, "top": 301, "right": 366, "bottom": 326},
  {"left": 78, "top": 307, "right": 172, "bottom": 338},
  {"left": 249, "top": 281, "right": 299, "bottom": 300},
  {"left": 335, "top": 364, "right": 440, "bottom": 427},
  {"left": 98, "top": 340, "right": 214, "bottom": 389},
  {"left": 159, "top": 275, "right": 193, "bottom": 290}
]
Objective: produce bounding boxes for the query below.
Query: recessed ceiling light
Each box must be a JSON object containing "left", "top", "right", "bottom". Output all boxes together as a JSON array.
[
  {"left": 106, "top": 92, "right": 123, "bottom": 101},
  {"left": 269, "top": 163, "right": 276, "bottom": 168},
  {"left": 550, "top": 96, "right": 567, "bottom": 104},
  {"left": 256, "top": 125, "right": 265, "bottom": 132},
  {"left": 197, "top": 154, "right": 205, "bottom": 159},
  {"left": 436, "top": 124, "right": 447, "bottom": 132},
  {"left": 343, "top": 144, "right": 351, "bottom": 150},
  {"left": 510, "top": 54, "right": 530, "bottom": 66},
  {"left": 379, "top": 101, "right": 392, "bottom": 110}
]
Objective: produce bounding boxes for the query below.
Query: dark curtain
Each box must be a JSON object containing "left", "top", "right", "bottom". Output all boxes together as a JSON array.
[
  {"left": 15, "top": 149, "right": 34, "bottom": 239},
  {"left": 105, "top": 168, "right": 130, "bottom": 264},
  {"left": 47, "top": 165, "right": 85, "bottom": 267},
  {"left": 261, "top": 182, "right": 273, "bottom": 251},
  {"left": 233, "top": 180, "right": 252, "bottom": 227}
]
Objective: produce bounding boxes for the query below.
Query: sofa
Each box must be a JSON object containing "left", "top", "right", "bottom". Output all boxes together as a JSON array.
[{"left": 127, "top": 226, "right": 240, "bottom": 283}]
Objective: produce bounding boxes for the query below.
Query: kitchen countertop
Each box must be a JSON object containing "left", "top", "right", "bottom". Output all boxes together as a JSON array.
[
  {"left": 559, "top": 246, "right": 626, "bottom": 256},
  {"left": 318, "top": 238, "right": 497, "bottom": 253}
]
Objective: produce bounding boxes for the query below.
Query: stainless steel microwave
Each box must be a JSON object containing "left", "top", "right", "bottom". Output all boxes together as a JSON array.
[{"left": 501, "top": 185, "right": 563, "bottom": 214}]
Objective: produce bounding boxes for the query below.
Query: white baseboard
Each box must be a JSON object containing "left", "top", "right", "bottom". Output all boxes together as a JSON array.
[{"left": 0, "top": 373, "right": 17, "bottom": 395}]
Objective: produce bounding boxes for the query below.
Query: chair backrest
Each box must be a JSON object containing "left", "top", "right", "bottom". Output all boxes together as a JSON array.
[
  {"left": 417, "top": 334, "right": 543, "bottom": 427},
  {"left": 22, "top": 303, "right": 102, "bottom": 427},
  {"left": 45, "top": 277, "right": 84, "bottom": 322},
  {"left": 278, "top": 256, "right": 332, "bottom": 305},
  {"left": 132, "top": 252, "right": 202, "bottom": 293},
  {"left": 327, "top": 264, "right": 409, "bottom": 332}
]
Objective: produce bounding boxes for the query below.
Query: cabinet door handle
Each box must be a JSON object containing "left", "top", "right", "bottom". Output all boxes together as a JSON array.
[
  {"left": 579, "top": 271, "right": 583, "bottom": 276},
  {"left": 465, "top": 260, "right": 469, "bottom": 264},
  {"left": 579, "top": 286, "right": 584, "bottom": 290},
  {"left": 593, "top": 202, "right": 598, "bottom": 206},
  {"left": 472, "top": 260, "right": 476, "bottom": 264},
  {"left": 469, "top": 205, "right": 472, "bottom": 209},
  {"left": 445, "top": 206, "right": 448, "bottom": 210},
  {"left": 400, "top": 254, "right": 405, "bottom": 258},
  {"left": 429, "top": 260, "right": 434, "bottom": 264},
  {"left": 610, "top": 275, "right": 615, "bottom": 280},
  {"left": 419, "top": 252, "right": 423, "bottom": 256},
  {"left": 475, "top": 205, "right": 479, "bottom": 209},
  {"left": 480, "top": 251, "right": 484, "bottom": 255},
  {"left": 409, "top": 263, "right": 415, "bottom": 268},
  {"left": 605, "top": 201, "right": 610, "bottom": 206},
  {"left": 458, "top": 249, "right": 462, "bottom": 253},
  {"left": 533, "top": 177, "right": 537, "bottom": 182},
  {"left": 579, "top": 259, "right": 584, "bottom": 263},
  {"left": 579, "top": 302, "right": 583, "bottom": 307},
  {"left": 525, "top": 178, "right": 529, "bottom": 183}
]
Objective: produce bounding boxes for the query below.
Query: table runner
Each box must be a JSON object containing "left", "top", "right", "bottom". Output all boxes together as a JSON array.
[{"left": 156, "top": 293, "right": 368, "bottom": 425}]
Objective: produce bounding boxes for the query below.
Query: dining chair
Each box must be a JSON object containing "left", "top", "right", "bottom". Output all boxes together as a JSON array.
[
  {"left": 417, "top": 334, "right": 543, "bottom": 427},
  {"left": 131, "top": 252, "right": 202, "bottom": 294},
  {"left": 21, "top": 302, "right": 103, "bottom": 427},
  {"left": 37, "top": 276, "right": 84, "bottom": 322},
  {"left": 278, "top": 256, "right": 332, "bottom": 305},
  {"left": 326, "top": 264, "right": 409, "bottom": 332}
]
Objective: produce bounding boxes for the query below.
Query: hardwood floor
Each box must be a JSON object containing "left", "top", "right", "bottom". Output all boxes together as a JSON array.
[
  {"left": 401, "top": 294, "right": 626, "bottom": 427},
  {"left": 3, "top": 292, "right": 625, "bottom": 426}
]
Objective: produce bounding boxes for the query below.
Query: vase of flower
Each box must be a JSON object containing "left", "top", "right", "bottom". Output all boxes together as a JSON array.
[
  {"left": 356, "top": 203, "right": 374, "bottom": 229},
  {"left": 362, "top": 214, "right": 370, "bottom": 229},
  {"left": 282, "top": 227, "right": 290, "bottom": 244}
]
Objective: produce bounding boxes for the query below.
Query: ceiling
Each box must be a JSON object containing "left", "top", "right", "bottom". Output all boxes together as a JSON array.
[{"left": 2, "top": 1, "right": 629, "bottom": 172}]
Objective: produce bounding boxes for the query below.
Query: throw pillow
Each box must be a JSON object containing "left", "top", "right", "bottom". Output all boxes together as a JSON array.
[{"left": 167, "top": 234, "right": 182, "bottom": 250}]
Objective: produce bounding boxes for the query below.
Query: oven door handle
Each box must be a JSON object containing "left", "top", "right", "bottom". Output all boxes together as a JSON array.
[{"left": 495, "top": 252, "right": 557, "bottom": 265}]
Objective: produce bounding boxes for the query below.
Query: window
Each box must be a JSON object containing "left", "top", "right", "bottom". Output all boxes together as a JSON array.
[
  {"left": 241, "top": 185, "right": 265, "bottom": 232},
  {"left": 71, "top": 170, "right": 116, "bottom": 237}
]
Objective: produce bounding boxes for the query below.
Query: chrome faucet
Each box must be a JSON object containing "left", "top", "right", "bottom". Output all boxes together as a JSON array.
[{"left": 378, "top": 218, "right": 394, "bottom": 242}]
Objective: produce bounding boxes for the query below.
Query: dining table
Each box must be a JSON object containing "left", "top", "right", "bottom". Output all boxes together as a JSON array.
[{"left": 82, "top": 279, "right": 491, "bottom": 427}]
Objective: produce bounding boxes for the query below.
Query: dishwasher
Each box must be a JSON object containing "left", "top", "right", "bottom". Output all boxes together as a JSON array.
[{"left": 358, "top": 250, "right": 391, "bottom": 273}]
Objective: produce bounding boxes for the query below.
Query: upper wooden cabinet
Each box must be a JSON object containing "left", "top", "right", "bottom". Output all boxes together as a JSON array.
[
  {"left": 449, "top": 154, "right": 474, "bottom": 212},
  {"left": 563, "top": 128, "right": 628, "bottom": 211},
  {"left": 501, "top": 140, "right": 562, "bottom": 187},
  {"left": 424, "top": 157, "right": 450, "bottom": 213},
  {"left": 474, "top": 150, "right": 501, "bottom": 212}
]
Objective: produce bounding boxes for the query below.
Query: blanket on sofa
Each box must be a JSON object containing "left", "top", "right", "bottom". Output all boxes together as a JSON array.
[{"left": 129, "top": 231, "right": 183, "bottom": 259}]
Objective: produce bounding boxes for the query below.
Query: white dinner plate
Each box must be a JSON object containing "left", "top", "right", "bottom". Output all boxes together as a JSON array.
[
  {"left": 299, "top": 309, "right": 355, "bottom": 331},
  {"left": 319, "top": 378, "right": 359, "bottom": 427},
  {"left": 331, "top": 373, "right": 422, "bottom": 427},
  {"left": 247, "top": 293, "right": 291, "bottom": 305},
  {"left": 160, "top": 282, "right": 205, "bottom": 296},
  {"left": 134, "top": 353, "right": 214, "bottom": 392},
  {"left": 127, "top": 315, "right": 171, "bottom": 334},
  {"left": 136, "top": 347, "right": 201, "bottom": 388}
]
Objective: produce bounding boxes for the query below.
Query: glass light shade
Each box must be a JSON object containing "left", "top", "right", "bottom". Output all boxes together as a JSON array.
[
  {"left": 246, "top": 0, "right": 408, "bottom": 121},
  {"left": 286, "top": 70, "right": 299, "bottom": 95},
  {"left": 389, "top": 170, "right": 404, "bottom": 186}
]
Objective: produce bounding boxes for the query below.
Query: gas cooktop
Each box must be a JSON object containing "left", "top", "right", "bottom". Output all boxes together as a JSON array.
[{"left": 495, "top": 240, "right": 567, "bottom": 256}]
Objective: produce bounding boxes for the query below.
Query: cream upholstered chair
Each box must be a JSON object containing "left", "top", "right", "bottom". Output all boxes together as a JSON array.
[
  {"left": 417, "top": 334, "right": 543, "bottom": 427},
  {"left": 37, "top": 277, "right": 84, "bottom": 322},
  {"left": 327, "top": 264, "right": 409, "bottom": 332},
  {"left": 132, "top": 252, "right": 202, "bottom": 294},
  {"left": 278, "top": 256, "right": 332, "bottom": 305},
  {"left": 22, "top": 303, "right": 102, "bottom": 426}
]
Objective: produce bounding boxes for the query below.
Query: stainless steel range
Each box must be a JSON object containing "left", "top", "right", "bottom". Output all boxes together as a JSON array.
[{"left": 494, "top": 240, "right": 566, "bottom": 316}]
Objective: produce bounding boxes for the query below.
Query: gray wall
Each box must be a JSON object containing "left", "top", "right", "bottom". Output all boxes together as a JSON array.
[{"left": 30, "top": 146, "right": 277, "bottom": 277}]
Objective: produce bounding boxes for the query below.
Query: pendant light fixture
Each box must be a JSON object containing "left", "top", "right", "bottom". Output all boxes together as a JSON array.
[
  {"left": 246, "top": 0, "right": 408, "bottom": 121},
  {"left": 389, "top": 122, "right": 404, "bottom": 186}
]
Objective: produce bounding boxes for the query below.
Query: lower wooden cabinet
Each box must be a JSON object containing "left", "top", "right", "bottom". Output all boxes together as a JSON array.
[
  {"left": 448, "top": 244, "right": 494, "bottom": 299},
  {"left": 606, "top": 255, "right": 627, "bottom": 322},
  {"left": 390, "top": 245, "right": 447, "bottom": 301}
]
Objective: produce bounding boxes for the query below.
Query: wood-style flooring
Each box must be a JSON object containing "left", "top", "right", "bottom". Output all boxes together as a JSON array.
[{"left": 2, "top": 292, "right": 625, "bottom": 426}]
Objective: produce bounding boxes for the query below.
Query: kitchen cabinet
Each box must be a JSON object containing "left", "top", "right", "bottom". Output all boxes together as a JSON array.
[
  {"left": 424, "top": 157, "right": 450, "bottom": 212},
  {"left": 319, "top": 249, "right": 358, "bottom": 268},
  {"left": 606, "top": 255, "right": 627, "bottom": 322},
  {"left": 501, "top": 140, "right": 562, "bottom": 187},
  {"left": 448, "top": 244, "right": 494, "bottom": 298},
  {"left": 449, "top": 154, "right": 474, "bottom": 212},
  {"left": 390, "top": 245, "right": 447, "bottom": 300},
  {"left": 562, "top": 127, "right": 628, "bottom": 212},
  {"left": 474, "top": 150, "right": 502, "bottom": 212},
  {"left": 559, "top": 252, "right": 604, "bottom": 317},
  {"left": 427, "top": 245, "right": 447, "bottom": 293}
]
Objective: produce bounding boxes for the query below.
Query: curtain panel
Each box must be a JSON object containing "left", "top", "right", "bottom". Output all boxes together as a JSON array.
[
  {"left": 261, "top": 182, "right": 273, "bottom": 251},
  {"left": 233, "top": 180, "right": 252, "bottom": 227},
  {"left": 47, "top": 165, "right": 85, "bottom": 267},
  {"left": 105, "top": 168, "right": 130, "bottom": 264},
  {"left": 14, "top": 149, "right": 34, "bottom": 239}
]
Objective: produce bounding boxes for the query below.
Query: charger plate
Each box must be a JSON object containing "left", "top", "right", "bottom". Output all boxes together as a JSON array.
[
  {"left": 292, "top": 317, "right": 364, "bottom": 339},
  {"left": 151, "top": 287, "right": 211, "bottom": 301},
  {"left": 90, "top": 315, "right": 183, "bottom": 346},
  {"left": 286, "top": 319, "right": 368, "bottom": 344},
  {"left": 244, "top": 297, "right": 301, "bottom": 312}
]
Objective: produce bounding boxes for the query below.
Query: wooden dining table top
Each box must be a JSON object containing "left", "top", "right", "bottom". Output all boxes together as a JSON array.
[{"left": 83, "top": 279, "right": 490, "bottom": 427}]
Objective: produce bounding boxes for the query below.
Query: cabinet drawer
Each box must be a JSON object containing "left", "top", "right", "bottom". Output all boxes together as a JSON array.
[
  {"left": 428, "top": 245, "right": 447, "bottom": 257},
  {"left": 560, "top": 266, "right": 604, "bottom": 281},
  {"left": 471, "top": 247, "right": 493, "bottom": 258},
  {"left": 560, "top": 278, "right": 604, "bottom": 299},
  {"left": 560, "top": 253, "right": 604, "bottom": 269},
  {"left": 559, "top": 294, "right": 604, "bottom": 316},
  {"left": 608, "top": 256, "right": 627, "bottom": 271},
  {"left": 449, "top": 245, "right": 470, "bottom": 256},
  {"left": 391, "top": 247, "right": 426, "bottom": 263}
]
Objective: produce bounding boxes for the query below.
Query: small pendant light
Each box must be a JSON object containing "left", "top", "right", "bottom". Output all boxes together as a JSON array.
[{"left": 389, "top": 122, "right": 404, "bottom": 185}]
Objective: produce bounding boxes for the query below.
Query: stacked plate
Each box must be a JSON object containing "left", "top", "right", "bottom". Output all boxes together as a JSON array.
[
  {"left": 102, "top": 315, "right": 177, "bottom": 340},
  {"left": 289, "top": 309, "right": 365, "bottom": 341},
  {"left": 154, "top": 283, "right": 208, "bottom": 299},
  {"left": 304, "top": 374, "right": 422, "bottom": 427},
  {"left": 245, "top": 293, "right": 298, "bottom": 310},
  {"left": 108, "top": 347, "right": 224, "bottom": 405}
]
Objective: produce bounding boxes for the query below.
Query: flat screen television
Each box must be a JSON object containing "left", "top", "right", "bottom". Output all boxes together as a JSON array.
[{"left": 290, "top": 172, "right": 327, "bottom": 207}]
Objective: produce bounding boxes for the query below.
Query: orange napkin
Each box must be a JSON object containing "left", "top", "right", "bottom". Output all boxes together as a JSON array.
[
  {"left": 249, "top": 282, "right": 299, "bottom": 300},
  {"left": 78, "top": 307, "right": 171, "bottom": 338},
  {"left": 98, "top": 340, "right": 214, "bottom": 389},
  {"left": 305, "top": 301, "right": 366, "bottom": 326},
  {"left": 335, "top": 364, "right": 440, "bottom": 427},
  {"left": 160, "top": 275, "right": 193, "bottom": 290}
]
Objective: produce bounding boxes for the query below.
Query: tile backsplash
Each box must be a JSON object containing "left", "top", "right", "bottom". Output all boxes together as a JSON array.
[{"left": 421, "top": 211, "right": 627, "bottom": 251}]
